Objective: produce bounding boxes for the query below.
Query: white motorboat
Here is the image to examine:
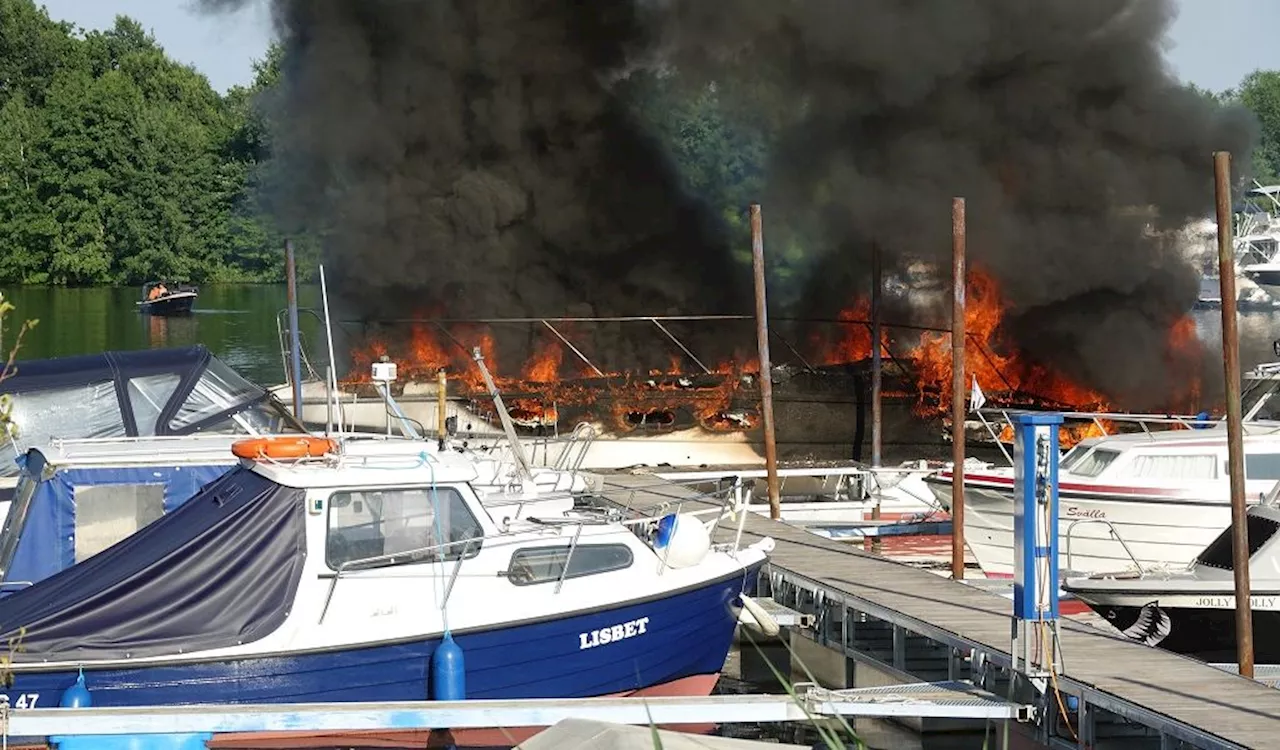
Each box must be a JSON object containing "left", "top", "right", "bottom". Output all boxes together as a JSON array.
[
  {"left": 0, "top": 434, "right": 773, "bottom": 747},
  {"left": 1063, "top": 503, "right": 1280, "bottom": 663},
  {"left": 925, "top": 424, "right": 1280, "bottom": 576}
]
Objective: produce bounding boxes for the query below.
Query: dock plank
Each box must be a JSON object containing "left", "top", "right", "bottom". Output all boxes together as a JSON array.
[{"left": 594, "top": 471, "right": 1280, "bottom": 748}]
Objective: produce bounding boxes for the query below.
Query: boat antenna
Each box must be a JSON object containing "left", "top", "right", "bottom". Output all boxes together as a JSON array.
[
  {"left": 319, "top": 264, "right": 342, "bottom": 434},
  {"left": 471, "top": 346, "right": 535, "bottom": 483}
]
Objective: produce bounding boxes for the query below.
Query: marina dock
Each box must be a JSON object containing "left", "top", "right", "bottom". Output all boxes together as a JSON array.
[{"left": 594, "top": 471, "right": 1280, "bottom": 750}]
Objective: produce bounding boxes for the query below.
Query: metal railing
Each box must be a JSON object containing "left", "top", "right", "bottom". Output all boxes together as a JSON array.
[
  {"left": 1063, "top": 518, "right": 1146, "bottom": 576},
  {"left": 972, "top": 407, "right": 1228, "bottom": 467}
]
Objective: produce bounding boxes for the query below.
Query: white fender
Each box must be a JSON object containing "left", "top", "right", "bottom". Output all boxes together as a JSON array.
[{"left": 739, "top": 593, "right": 780, "bottom": 637}]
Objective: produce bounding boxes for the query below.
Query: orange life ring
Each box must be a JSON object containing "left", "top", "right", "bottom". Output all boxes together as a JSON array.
[{"left": 232, "top": 436, "right": 337, "bottom": 460}]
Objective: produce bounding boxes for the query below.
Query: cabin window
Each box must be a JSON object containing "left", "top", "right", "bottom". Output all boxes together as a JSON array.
[
  {"left": 73, "top": 483, "right": 166, "bottom": 562},
  {"left": 1066, "top": 448, "right": 1120, "bottom": 477},
  {"left": 325, "top": 486, "right": 483, "bottom": 569},
  {"left": 128, "top": 374, "right": 182, "bottom": 436},
  {"left": 504, "top": 544, "right": 634, "bottom": 586},
  {"left": 0, "top": 381, "right": 125, "bottom": 476},
  {"left": 1119, "top": 454, "right": 1217, "bottom": 480},
  {"left": 1195, "top": 513, "right": 1280, "bottom": 570},
  {"left": 1245, "top": 454, "right": 1280, "bottom": 481}
]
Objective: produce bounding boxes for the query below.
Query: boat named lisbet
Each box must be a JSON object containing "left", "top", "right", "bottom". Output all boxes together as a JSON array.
[{"left": 0, "top": 434, "right": 773, "bottom": 743}]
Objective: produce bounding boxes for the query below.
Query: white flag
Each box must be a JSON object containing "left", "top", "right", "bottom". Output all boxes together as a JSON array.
[{"left": 969, "top": 376, "right": 986, "bottom": 413}]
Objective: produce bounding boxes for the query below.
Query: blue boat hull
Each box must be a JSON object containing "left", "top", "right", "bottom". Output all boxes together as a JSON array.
[{"left": 2, "top": 565, "right": 761, "bottom": 708}]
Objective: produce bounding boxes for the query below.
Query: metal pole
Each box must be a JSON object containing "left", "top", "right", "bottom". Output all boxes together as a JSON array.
[
  {"left": 951, "top": 198, "right": 967, "bottom": 581},
  {"left": 871, "top": 243, "right": 883, "bottom": 468},
  {"left": 1215, "top": 150, "right": 1255, "bottom": 678},
  {"left": 284, "top": 238, "right": 304, "bottom": 420},
  {"left": 750, "top": 204, "right": 781, "bottom": 520},
  {"left": 319, "top": 264, "right": 342, "bottom": 433}
]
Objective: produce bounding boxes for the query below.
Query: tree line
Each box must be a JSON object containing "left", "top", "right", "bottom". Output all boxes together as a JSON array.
[
  {"left": 0, "top": 1, "right": 305, "bottom": 285},
  {"left": 2, "top": 0, "right": 1279, "bottom": 287}
]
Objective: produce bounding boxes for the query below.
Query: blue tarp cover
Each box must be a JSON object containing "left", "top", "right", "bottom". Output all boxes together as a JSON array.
[
  {"left": 4, "top": 462, "right": 234, "bottom": 588},
  {"left": 0, "top": 466, "right": 306, "bottom": 661}
]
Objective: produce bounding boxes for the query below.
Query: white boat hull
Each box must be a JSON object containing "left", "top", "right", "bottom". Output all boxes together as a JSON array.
[{"left": 927, "top": 475, "right": 1266, "bottom": 576}]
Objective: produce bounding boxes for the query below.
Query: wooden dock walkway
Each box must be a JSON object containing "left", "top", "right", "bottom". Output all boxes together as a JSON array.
[{"left": 594, "top": 470, "right": 1280, "bottom": 750}]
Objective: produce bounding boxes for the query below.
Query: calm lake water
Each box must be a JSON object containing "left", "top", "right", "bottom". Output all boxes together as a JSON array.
[
  {"left": 1, "top": 284, "right": 1279, "bottom": 392},
  {"left": 0, "top": 285, "right": 327, "bottom": 386}
]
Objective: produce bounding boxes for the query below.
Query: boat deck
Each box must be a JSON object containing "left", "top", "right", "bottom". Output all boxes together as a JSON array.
[{"left": 594, "top": 470, "right": 1280, "bottom": 749}]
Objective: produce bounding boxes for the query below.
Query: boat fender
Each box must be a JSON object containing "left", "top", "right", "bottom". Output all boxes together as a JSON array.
[
  {"left": 431, "top": 632, "right": 466, "bottom": 700},
  {"left": 60, "top": 670, "right": 92, "bottom": 708},
  {"left": 652, "top": 513, "right": 711, "bottom": 569},
  {"left": 739, "top": 594, "right": 780, "bottom": 637},
  {"left": 231, "top": 436, "right": 337, "bottom": 460}
]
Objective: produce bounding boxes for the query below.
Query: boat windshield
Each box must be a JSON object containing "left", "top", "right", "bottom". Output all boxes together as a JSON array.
[
  {"left": 1060, "top": 444, "right": 1088, "bottom": 471},
  {"left": 1195, "top": 513, "right": 1280, "bottom": 570},
  {"left": 1065, "top": 448, "right": 1120, "bottom": 478}
]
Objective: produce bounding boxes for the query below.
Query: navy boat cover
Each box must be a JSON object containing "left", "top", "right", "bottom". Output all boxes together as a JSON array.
[
  {"left": 0, "top": 345, "right": 301, "bottom": 478},
  {"left": 0, "top": 466, "right": 306, "bottom": 661},
  {"left": 0, "top": 451, "right": 236, "bottom": 593}
]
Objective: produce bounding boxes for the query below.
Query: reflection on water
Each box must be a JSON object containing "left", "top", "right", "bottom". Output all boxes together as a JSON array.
[{"left": 0, "top": 285, "right": 329, "bottom": 386}]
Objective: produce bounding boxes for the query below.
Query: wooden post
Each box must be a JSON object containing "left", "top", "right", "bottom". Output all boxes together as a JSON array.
[
  {"left": 1214, "top": 150, "right": 1254, "bottom": 678},
  {"left": 284, "top": 239, "right": 303, "bottom": 420},
  {"left": 750, "top": 204, "right": 781, "bottom": 520},
  {"left": 951, "top": 198, "right": 967, "bottom": 581},
  {"left": 437, "top": 368, "right": 448, "bottom": 440},
  {"left": 871, "top": 243, "right": 883, "bottom": 468},
  {"left": 871, "top": 243, "right": 883, "bottom": 553}
]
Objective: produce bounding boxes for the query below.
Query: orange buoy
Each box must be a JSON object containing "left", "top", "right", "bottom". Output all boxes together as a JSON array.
[{"left": 232, "top": 436, "right": 336, "bottom": 460}]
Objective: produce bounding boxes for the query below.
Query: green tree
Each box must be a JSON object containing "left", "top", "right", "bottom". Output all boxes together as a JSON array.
[{"left": 1233, "top": 70, "right": 1280, "bottom": 183}]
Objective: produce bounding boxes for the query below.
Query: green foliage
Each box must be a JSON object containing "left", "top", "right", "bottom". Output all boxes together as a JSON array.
[
  {"left": 0, "top": 0, "right": 305, "bottom": 285},
  {"left": 3, "top": 0, "right": 1280, "bottom": 292},
  {"left": 1234, "top": 70, "right": 1280, "bottom": 184}
]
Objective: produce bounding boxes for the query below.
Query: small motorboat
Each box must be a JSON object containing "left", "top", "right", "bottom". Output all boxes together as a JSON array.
[
  {"left": 1063, "top": 503, "right": 1280, "bottom": 663},
  {"left": 0, "top": 435, "right": 773, "bottom": 746},
  {"left": 137, "top": 280, "right": 198, "bottom": 315}
]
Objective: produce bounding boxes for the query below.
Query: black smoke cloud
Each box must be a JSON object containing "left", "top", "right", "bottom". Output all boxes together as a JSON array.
[
  {"left": 201, "top": 0, "right": 1254, "bottom": 404},
  {"left": 646, "top": 0, "right": 1254, "bottom": 406}
]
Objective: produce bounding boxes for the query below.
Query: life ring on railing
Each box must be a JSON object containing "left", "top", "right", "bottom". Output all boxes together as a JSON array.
[{"left": 231, "top": 436, "right": 337, "bottom": 460}]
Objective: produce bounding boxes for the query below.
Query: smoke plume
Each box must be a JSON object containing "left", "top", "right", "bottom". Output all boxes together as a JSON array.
[{"left": 202, "top": 0, "right": 1254, "bottom": 404}]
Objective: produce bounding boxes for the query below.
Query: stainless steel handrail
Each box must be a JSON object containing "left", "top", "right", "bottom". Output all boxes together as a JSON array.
[{"left": 1063, "top": 518, "right": 1145, "bottom": 575}]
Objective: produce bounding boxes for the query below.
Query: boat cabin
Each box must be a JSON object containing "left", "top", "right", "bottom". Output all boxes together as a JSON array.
[{"left": 1057, "top": 427, "right": 1280, "bottom": 498}]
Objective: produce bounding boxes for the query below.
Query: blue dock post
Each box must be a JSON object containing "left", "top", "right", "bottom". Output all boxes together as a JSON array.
[{"left": 1011, "top": 412, "right": 1063, "bottom": 683}]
